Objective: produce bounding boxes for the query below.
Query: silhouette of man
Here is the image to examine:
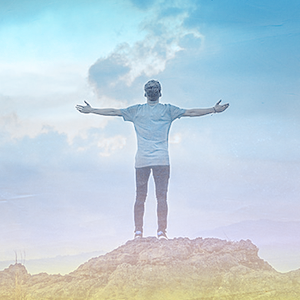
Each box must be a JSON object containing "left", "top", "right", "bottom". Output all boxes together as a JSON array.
[{"left": 76, "top": 80, "right": 229, "bottom": 239}]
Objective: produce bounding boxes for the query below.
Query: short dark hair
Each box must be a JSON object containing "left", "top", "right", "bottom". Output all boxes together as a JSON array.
[{"left": 144, "top": 80, "right": 161, "bottom": 92}]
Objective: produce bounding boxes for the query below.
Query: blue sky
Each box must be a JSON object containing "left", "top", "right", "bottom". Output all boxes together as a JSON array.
[{"left": 1, "top": 0, "right": 300, "bottom": 274}]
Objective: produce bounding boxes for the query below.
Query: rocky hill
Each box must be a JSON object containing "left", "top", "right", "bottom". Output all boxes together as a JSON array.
[{"left": 1, "top": 237, "right": 300, "bottom": 299}]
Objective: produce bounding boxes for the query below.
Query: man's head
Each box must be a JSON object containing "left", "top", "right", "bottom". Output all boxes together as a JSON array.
[{"left": 144, "top": 80, "right": 162, "bottom": 102}]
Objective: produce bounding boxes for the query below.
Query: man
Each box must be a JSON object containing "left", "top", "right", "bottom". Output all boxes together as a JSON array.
[{"left": 76, "top": 80, "right": 229, "bottom": 240}]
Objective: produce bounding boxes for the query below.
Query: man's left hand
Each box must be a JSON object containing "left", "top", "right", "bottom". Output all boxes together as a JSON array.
[{"left": 214, "top": 100, "right": 229, "bottom": 113}]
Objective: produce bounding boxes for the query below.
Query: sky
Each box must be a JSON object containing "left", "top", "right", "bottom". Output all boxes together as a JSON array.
[{"left": 1, "top": 0, "right": 300, "bottom": 274}]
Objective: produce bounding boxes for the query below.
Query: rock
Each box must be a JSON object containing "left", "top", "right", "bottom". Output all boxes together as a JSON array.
[
  {"left": 0, "top": 237, "right": 299, "bottom": 299},
  {"left": 0, "top": 263, "right": 31, "bottom": 300}
]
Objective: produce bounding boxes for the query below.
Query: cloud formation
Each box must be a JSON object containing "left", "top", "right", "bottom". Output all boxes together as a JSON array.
[{"left": 88, "top": 0, "right": 202, "bottom": 103}]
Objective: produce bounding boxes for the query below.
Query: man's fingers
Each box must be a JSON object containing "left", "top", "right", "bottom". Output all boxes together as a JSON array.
[
  {"left": 221, "top": 103, "right": 229, "bottom": 111},
  {"left": 216, "top": 100, "right": 222, "bottom": 106},
  {"left": 84, "top": 100, "right": 90, "bottom": 106}
]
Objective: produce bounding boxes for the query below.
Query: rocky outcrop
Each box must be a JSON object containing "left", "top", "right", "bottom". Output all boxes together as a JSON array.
[{"left": 1, "top": 237, "right": 300, "bottom": 299}]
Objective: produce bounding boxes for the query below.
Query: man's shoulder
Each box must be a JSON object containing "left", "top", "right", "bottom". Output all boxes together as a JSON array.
[
  {"left": 124, "top": 103, "right": 182, "bottom": 112},
  {"left": 121, "top": 103, "right": 141, "bottom": 112},
  {"left": 126, "top": 103, "right": 142, "bottom": 109},
  {"left": 160, "top": 103, "right": 182, "bottom": 110}
]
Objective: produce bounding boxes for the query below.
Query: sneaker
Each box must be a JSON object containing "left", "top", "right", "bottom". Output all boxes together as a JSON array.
[
  {"left": 157, "top": 231, "right": 168, "bottom": 240},
  {"left": 134, "top": 231, "right": 143, "bottom": 239}
]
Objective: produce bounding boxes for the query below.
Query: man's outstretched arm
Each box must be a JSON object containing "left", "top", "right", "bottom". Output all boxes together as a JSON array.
[
  {"left": 76, "top": 101, "right": 122, "bottom": 116},
  {"left": 183, "top": 100, "right": 229, "bottom": 117}
]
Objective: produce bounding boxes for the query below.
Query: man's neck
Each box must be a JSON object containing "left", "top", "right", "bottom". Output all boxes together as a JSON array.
[{"left": 146, "top": 98, "right": 160, "bottom": 106}]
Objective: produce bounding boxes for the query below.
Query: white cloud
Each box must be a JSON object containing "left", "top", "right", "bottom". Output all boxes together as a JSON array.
[
  {"left": 97, "top": 135, "right": 127, "bottom": 157},
  {"left": 169, "top": 133, "right": 182, "bottom": 144},
  {"left": 88, "top": 1, "right": 203, "bottom": 99},
  {"left": 0, "top": 61, "right": 88, "bottom": 97}
]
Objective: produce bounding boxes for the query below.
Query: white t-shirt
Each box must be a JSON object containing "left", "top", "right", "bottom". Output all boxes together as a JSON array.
[{"left": 121, "top": 103, "right": 186, "bottom": 168}]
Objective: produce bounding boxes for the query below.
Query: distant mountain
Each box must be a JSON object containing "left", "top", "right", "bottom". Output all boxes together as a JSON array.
[
  {"left": 1, "top": 237, "right": 300, "bottom": 299},
  {"left": 197, "top": 219, "right": 300, "bottom": 245},
  {"left": 0, "top": 251, "right": 105, "bottom": 276},
  {"left": 196, "top": 219, "right": 300, "bottom": 272}
]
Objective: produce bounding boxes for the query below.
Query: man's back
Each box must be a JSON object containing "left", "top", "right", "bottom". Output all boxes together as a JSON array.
[{"left": 121, "top": 103, "right": 186, "bottom": 168}]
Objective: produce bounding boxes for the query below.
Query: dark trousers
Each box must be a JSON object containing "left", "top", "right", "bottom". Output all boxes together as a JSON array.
[{"left": 134, "top": 165, "right": 170, "bottom": 233}]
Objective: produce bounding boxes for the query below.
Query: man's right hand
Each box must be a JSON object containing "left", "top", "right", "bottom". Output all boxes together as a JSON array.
[{"left": 76, "top": 101, "right": 93, "bottom": 114}]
